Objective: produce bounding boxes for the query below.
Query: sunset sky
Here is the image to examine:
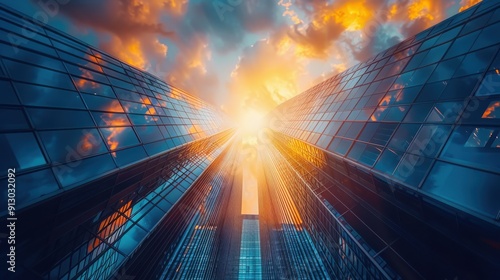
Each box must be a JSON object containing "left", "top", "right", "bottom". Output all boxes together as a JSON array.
[{"left": 8, "top": 0, "right": 480, "bottom": 119}]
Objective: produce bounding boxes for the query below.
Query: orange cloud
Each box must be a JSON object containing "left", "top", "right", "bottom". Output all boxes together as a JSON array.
[
  {"left": 61, "top": 0, "right": 175, "bottom": 71},
  {"left": 408, "top": 0, "right": 434, "bottom": 21},
  {"left": 459, "top": 0, "right": 482, "bottom": 12},
  {"left": 227, "top": 31, "right": 306, "bottom": 119}
]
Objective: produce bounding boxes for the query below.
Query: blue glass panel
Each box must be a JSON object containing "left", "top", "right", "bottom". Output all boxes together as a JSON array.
[
  {"left": 99, "top": 126, "right": 139, "bottom": 151},
  {"left": 347, "top": 142, "right": 382, "bottom": 167},
  {"left": 358, "top": 123, "right": 397, "bottom": 146},
  {"left": 387, "top": 124, "right": 420, "bottom": 152},
  {"left": 420, "top": 42, "right": 451, "bottom": 66},
  {"left": 74, "top": 79, "right": 115, "bottom": 98},
  {"left": 4, "top": 59, "right": 75, "bottom": 90},
  {"left": 144, "top": 140, "right": 168, "bottom": 156},
  {"left": 475, "top": 71, "right": 500, "bottom": 96},
  {"left": 116, "top": 225, "right": 147, "bottom": 256},
  {"left": 427, "top": 56, "right": 463, "bottom": 83},
  {"left": 0, "top": 45, "right": 65, "bottom": 71},
  {"left": 67, "top": 66, "right": 108, "bottom": 87},
  {"left": 0, "top": 169, "right": 59, "bottom": 210},
  {"left": 470, "top": 21, "right": 500, "bottom": 50},
  {"left": 453, "top": 46, "right": 496, "bottom": 77},
  {"left": 0, "top": 80, "right": 19, "bottom": 105},
  {"left": 393, "top": 154, "right": 432, "bottom": 188},
  {"left": 374, "top": 149, "right": 403, "bottom": 175},
  {"left": 0, "top": 108, "right": 29, "bottom": 130},
  {"left": 15, "top": 82, "right": 85, "bottom": 109},
  {"left": 444, "top": 30, "right": 481, "bottom": 59},
  {"left": 425, "top": 102, "right": 464, "bottom": 123},
  {"left": 82, "top": 95, "right": 124, "bottom": 112},
  {"left": 0, "top": 132, "right": 46, "bottom": 170},
  {"left": 57, "top": 51, "right": 102, "bottom": 72},
  {"left": 416, "top": 82, "right": 447, "bottom": 102},
  {"left": 165, "top": 188, "right": 183, "bottom": 204},
  {"left": 92, "top": 112, "right": 130, "bottom": 126},
  {"left": 40, "top": 129, "right": 107, "bottom": 163},
  {"left": 403, "top": 103, "right": 433, "bottom": 122},
  {"left": 327, "top": 138, "right": 352, "bottom": 156},
  {"left": 135, "top": 125, "right": 163, "bottom": 143},
  {"left": 440, "top": 126, "right": 500, "bottom": 173},
  {"left": 406, "top": 125, "right": 451, "bottom": 157},
  {"left": 384, "top": 106, "right": 408, "bottom": 122},
  {"left": 114, "top": 87, "right": 143, "bottom": 103},
  {"left": 28, "top": 108, "right": 94, "bottom": 129},
  {"left": 460, "top": 12, "right": 493, "bottom": 35},
  {"left": 53, "top": 154, "right": 116, "bottom": 188},
  {"left": 422, "top": 162, "right": 500, "bottom": 219},
  {"left": 408, "top": 64, "right": 436, "bottom": 86},
  {"left": 113, "top": 146, "right": 148, "bottom": 167},
  {"left": 438, "top": 74, "right": 480, "bottom": 100},
  {"left": 435, "top": 26, "right": 462, "bottom": 45},
  {"left": 155, "top": 198, "right": 173, "bottom": 213}
]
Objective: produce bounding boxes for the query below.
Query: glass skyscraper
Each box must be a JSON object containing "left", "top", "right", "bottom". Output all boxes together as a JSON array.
[{"left": 1, "top": 0, "right": 499, "bottom": 279}]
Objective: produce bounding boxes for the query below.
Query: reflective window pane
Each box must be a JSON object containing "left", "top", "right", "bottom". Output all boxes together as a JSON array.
[
  {"left": 425, "top": 102, "right": 463, "bottom": 123},
  {"left": 422, "top": 162, "right": 500, "bottom": 219},
  {"left": 327, "top": 138, "right": 352, "bottom": 156},
  {"left": 406, "top": 125, "right": 451, "bottom": 157},
  {"left": 384, "top": 106, "right": 408, "bottom": 122},
  {"left": 427, "top": 56, "right": 463, "bottom": 83},
  {"left": 453, "top": 46, "right": 496, "bottom": 78},
  {"left": 114, "top": 146, "right": 148, "bottom": 167},
  {"left": 471, "top": 21, "right": 500, "bottom": 50},
  {"left": 347, "top": 142, "right": 382, "bottom": 167},
  {"left": 0, "top": 132, "right": 46, "bottom": 170},
  {"left": 99, "top": 127, "right": 140, "bottom": 150},
  {"left": 40, "top": 129, "right": 107, "bottom": 163},
  {"left": 15, "top": 82, "right": 85, "bottom": 109},
  {"left": 438, "top": 74, "right": 480, "bottom": 100},
  {"left": 28, "top": 108, "right": 94, "bottom": 129},
  {"left": 475, "top": 71, "right": 500, "bottom": 97},
  {"left": 74, "top": 79, "right": 115, "bottom": 98},
  {"left": 0, "top": 108, "right": 29, "bottom": 130},
  {"left": 53, "top": 154, "right": 116, "bottom": 188},
  {"left": 0, "top": 169, "right": 59, "bottom": 210},
  {"left": 388, "top": 124, "right": 421, "bottom": 152},
  {"left": 444, "top": 30, "right": 480, "bottom": 59},
  {"left": 0, "top": 80, "right": 19, "bottom": 105},
  {"left": 82, "top": 95, "right": 124, "bottom": 112},
  {"left": 134, "top": 125, "right": 163, "bottom": 143},
  {"left": 358, "top": 123, "right": 397, "bottom": 146},
  {"left": 4, "top": 59, "right": 75, "bottom": 90},
  {"left": 440, "top": 126, "right": 500, "bottom": 173}
]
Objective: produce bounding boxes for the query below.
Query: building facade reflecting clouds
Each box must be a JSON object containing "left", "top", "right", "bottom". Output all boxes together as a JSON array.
[{"left": 1, "top": 1, "right": 500, "bottom": 279}]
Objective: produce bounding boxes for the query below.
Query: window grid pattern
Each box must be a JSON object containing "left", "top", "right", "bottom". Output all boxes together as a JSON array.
[
  {"left": 0, "top": 5, "right": 231, "bottom": 213},
  {"left": 270, "top": 1, "right": 500, "bottom": 222}
]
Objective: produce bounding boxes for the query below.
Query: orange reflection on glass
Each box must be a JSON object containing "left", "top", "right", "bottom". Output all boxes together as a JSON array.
[
  {"left": 88, "top": 201, "right": 132, "bottom": 253},
  {"left": 80, "top": 132, "right": 98, "bottom": 153},
  {"left": 99, "top": 104, "right": 130, "bottom": 156},
  {"left": 188, "top": 124, "right": 206, "bottom": 138},
  {"left": 170, "top": 90, "right": 182, "bottom": 100},
  {"left": 371, "top": 106, "right": 387, "bottom": 121},
  {"left": 142, "top": 96, "right": 152, "bottom": 105},
  {"left": 76, "top": 69, "right": 99, "bottom": 89},
  {"left": 379, "top": 94, "right": 393, "bottom": 106},
  {"left": 482, "top": 101, "right": 500, "bottom": 119}
]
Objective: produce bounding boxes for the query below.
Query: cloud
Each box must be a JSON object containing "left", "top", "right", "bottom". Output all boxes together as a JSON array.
[
  {"left": 181, "top": 0, "right": 282, "bottom": 53},
  {"left": 227, "top": 28, "right": 306, "bottom": 117},
  {"left": 458, "top": 0, "right": 482, "bottom": 12},
  {"left": 286, "top": 0, "right": 454, "bottom": 62},
  {"left": 55, "top": 0, "right": 179, "bottom": 69}
]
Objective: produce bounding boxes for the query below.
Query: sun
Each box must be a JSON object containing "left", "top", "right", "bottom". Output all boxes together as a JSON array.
[{"left": 237, "top": 109, "right": 267, "bottom": 135}]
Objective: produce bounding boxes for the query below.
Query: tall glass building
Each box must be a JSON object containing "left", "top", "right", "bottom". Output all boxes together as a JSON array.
[{"left": 1, "top": 0, "right": 499, "bottom": 279}]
